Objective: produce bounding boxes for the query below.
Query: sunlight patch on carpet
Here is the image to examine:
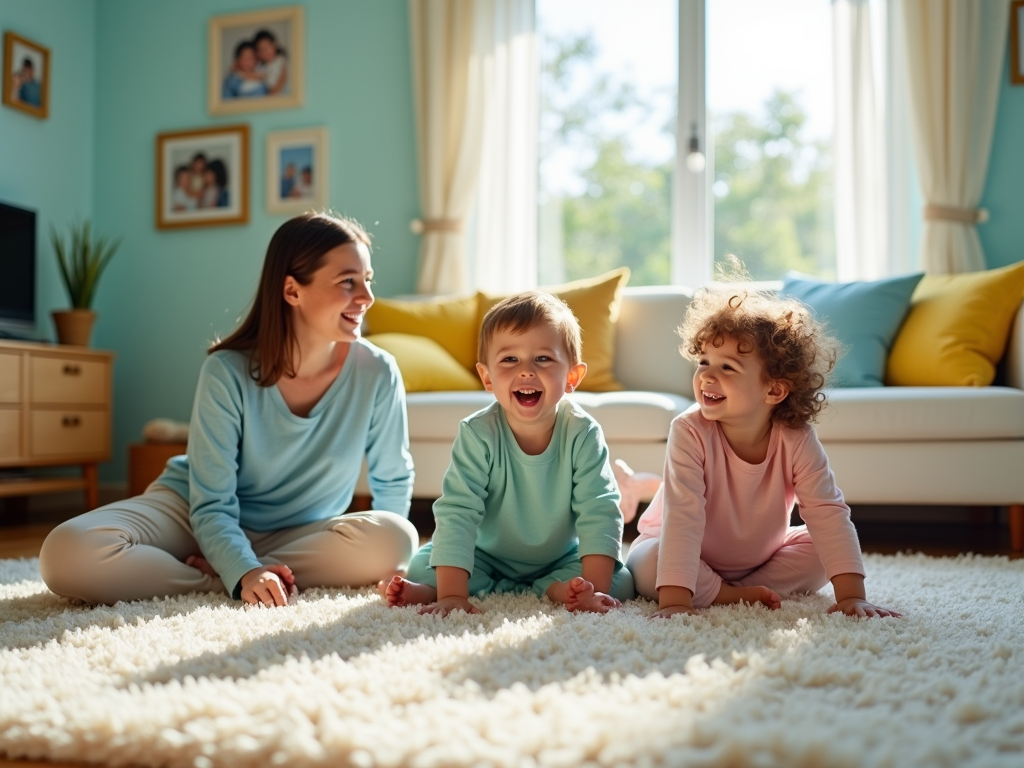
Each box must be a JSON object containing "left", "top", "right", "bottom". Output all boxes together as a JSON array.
[{"left": 2, "top": 554, "right": 1023, "bottom": 767}]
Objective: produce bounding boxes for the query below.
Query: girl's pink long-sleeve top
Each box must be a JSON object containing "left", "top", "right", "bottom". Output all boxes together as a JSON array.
[{"left": 636, "top": 408, "right": 865, "bottom": 593}]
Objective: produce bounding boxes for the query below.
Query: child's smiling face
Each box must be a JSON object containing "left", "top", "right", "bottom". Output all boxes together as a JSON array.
[
  {"left": 476, "top": 323, "right": 585, "bottom": 441},
  {"left": 256, "top": 38, "right": 277, "bottom": 63},
  {"left": 692, "top": 333, "right": 785, "bottom": 428},
  {"left": 237, "top": 47, "right": 258, "bottom": 72}
]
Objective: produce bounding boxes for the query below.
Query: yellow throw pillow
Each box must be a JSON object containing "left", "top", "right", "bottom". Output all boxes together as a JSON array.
[
  {"left": 885, "top": 260, "right": 1024, "bottom": 386},
  {"left": 476, "top": 267, "right": 630, "bottom": 392},
  {"left": 365, "top": 334, "right": 482, "bottom": 392},
  {"left": 365, "top": 293, "right": 479, "bottom": 372}
]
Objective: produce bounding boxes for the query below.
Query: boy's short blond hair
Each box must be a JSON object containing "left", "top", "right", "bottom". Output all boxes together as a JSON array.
[{"left": 478, "top": 291, "right": 583, "bottom": 365}]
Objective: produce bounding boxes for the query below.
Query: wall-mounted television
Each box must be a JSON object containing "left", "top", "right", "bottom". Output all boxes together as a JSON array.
[{"left": 0, "top": 200, "right": 37, "bottom": 339}]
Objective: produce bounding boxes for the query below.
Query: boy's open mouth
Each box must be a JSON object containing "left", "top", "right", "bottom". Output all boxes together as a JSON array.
[
  {"left": 514, "top": 389, "right": 542, "bottom": 406},
  {"left": 702, "top": 391, "right": 725, "bottom": 404}
]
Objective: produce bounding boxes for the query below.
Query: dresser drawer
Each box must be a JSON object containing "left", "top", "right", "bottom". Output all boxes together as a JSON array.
[
  {"left": 0, "top": 409, "right": 20, "bottom": 460},
  {"left": 0, "top": 353, "right": 20, "bottom": 403},
  {"left": 30, "top": 410, "right": 109, "bottom": 458},
  {"left": 30, "top": 357, "right": 108, "bottom": 405}
]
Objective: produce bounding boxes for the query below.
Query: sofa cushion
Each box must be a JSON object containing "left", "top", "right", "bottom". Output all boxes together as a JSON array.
[
  {"left": 365, "top": 334, "right": 482, "bottom": 392},
  {"left": 780, "top": 271, "right": 923, "bottom": 387},
  {"left": 365, "top": 292, "right": 479, "bottom": 372},
  {"left": 477, "top": 267, "right": 630, "bottom": 393},
  {"left": 405, "top": 390, "right": 692, "bottom": 442},
  {"left": 614, "top": 286, "right": 695, "bottom": 397},
  {"left": 885, "top": 260, "right": 1024, "bottom": 387},
  {"left": 816, "top": 386, "right": 1024, "bottom": 441}
]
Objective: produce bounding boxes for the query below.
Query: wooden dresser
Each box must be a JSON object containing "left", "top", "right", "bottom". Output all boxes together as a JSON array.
[{"left": 0, "top": 339, "right": 114, "bottom": 510}]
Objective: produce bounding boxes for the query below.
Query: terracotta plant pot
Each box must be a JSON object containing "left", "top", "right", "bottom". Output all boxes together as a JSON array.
[{"left": 52, "top": 309, "right": 97, "bottom": 347}]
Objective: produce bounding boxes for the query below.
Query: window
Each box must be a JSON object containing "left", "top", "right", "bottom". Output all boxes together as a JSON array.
[{"left": 538, "top": 0, "right": 838, "bottom": 285}]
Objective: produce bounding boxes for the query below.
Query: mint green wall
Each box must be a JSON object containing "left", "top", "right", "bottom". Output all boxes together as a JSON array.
[
  {"left": 979, "top": 49, "right": 1024, "bottom": 269},
  {"left": 3, "top": 1, "right": 1023, "bottom": 488},
  {"left": 0, "top": 0, "right": 96, "bottom": 332},
  {"left": 91, "top": 0, "right": 419, "bottom": 482}
]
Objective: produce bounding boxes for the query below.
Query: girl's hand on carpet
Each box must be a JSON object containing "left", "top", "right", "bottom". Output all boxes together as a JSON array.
[
  {"left": 418, "top": 595, "right": 483, "bottom": 616},
  {"left": 240, "top": 564, "right": 296, "bottom": 607},
  {"left": 827, "top": 598, "right": 901, "bottom": 618},
  {"left": 650, "top": 604, "right": 697, "bottom": 619}
]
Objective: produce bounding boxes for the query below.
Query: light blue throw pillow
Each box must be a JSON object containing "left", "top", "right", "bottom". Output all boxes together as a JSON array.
[{"left": 779, "top": 272, "right": 924, "bottom": 387}]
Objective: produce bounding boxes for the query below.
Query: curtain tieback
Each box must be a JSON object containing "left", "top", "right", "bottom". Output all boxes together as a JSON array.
[
  {"left": 923, "top": 204, "right": 989, "bottom": 225},
  {"left": 410, "top": 218, "right": 464, "bottom": 234}
]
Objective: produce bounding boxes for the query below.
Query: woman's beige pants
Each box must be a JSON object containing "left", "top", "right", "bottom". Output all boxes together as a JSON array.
[{"left": 38, "top": 484, "right": 420, "bottom": 605}]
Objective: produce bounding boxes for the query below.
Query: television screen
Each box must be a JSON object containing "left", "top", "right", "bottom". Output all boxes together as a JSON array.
[{"left": 0, "top": 200, "right": 37, "bottom": 336}]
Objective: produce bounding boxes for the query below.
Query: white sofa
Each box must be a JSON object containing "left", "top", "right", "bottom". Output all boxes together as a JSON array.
[{"left": 359, "top": 285, "right": 1024, "bottom": 551}]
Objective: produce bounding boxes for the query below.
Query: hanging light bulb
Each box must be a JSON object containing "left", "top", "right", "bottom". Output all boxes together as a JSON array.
[{"left": 686, "top": 122, "right": 706, "bottom": 173}]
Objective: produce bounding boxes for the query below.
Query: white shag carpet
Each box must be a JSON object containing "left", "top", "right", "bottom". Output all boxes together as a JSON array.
[{"left": 2, "top": 553, "right": 1024, "bottom": 768}]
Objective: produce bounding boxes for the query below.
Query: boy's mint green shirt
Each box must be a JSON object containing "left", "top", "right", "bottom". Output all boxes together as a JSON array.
[
  {"left": 429, "top": 399, "right": 624, "bottom": 576},
  {"left": 157, "top": 343, "right": 414, "bottom": 597}
]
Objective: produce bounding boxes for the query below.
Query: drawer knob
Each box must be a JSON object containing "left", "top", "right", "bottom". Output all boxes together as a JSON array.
[
  {"left": 63, "top": 364, "right": 81, "bottom": 376},
  {"left": 62, "top": 415, "right": 81, "bottom": 428}
]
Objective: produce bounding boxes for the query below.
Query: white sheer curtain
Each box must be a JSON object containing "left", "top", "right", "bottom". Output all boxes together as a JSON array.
[
  {"left": 833, "top": 0, "right": 888, "bottom": 281},
  {"left": 409, "top": 0, "right": 487, "bottom": 294},
  {"left": 901, "top": 0, "right": 1009, "bottom": 274},
  {"left": 472, "top": 0, "right": 538, "bottom": 294}
]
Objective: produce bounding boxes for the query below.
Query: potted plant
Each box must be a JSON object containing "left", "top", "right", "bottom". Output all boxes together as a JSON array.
[{"left": 49, "top": 219, "right": 121, "bottom": 347}]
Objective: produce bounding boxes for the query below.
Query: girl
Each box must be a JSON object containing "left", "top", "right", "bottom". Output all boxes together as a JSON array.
[
  {"left": 40, "top": 213, "right": 419, "bottom": 607},
  {"left": 254, "top": 29, "right": 288, "bottom": 95},
  {"left": 623, "top": 284, "right": 899, "bottom": 619}
]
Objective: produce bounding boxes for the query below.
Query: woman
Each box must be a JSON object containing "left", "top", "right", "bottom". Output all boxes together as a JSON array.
[{"left": 40, "top": 213, "right": 418, "bottom": 607}]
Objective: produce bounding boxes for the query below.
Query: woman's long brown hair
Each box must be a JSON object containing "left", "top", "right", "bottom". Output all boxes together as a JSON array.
[{"left": 209, "top": 212, "right": 371, "bottom": 386}]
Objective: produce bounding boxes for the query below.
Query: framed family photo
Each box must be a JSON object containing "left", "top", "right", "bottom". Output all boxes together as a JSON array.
[
  {"left": 2, "top": 31, "right": 49, "bottom": 119},
  {"left": 266, "top": 127, "right": 329, "bottom": 214},
  {"left": 208, "top": 5, "right": 304, "bottom": 115},
  {"left": 155, "top": 124, "right": 250, "bottom": 230}
]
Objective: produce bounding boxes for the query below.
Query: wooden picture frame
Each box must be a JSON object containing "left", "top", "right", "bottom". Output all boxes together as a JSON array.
[
  {"left": 2, "top": 31, "right": 49, "bottom": 119},
  {"left": 155, "top": 124, "right": 250, "bottom": 230},
  {"left": 266, "top": 127, "right": 329, "bottom": 214},
  {"left": 1012, "top": 0, "right": 1024, "bottom": 85},
  {"left": 208, "top": 5, "right": 304, "bottom": 115}
]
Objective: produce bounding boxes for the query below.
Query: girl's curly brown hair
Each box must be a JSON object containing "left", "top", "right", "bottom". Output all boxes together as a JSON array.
[{"left": 679, "top": 285, "right": 839, "bottom": 429}]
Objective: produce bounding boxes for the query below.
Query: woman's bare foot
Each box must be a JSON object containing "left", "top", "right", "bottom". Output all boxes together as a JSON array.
[
  {"left": 612, "top": 459, "right": 661, "bottom": 524},
  {"left": 383, "top": 576, "right": 437, "bottom": 608},
  {"left": 185, "top": 554, "right": 218, "bottom": 578},
  {"left": 713, "top": 583, "right": 781, "bottom": 610}
]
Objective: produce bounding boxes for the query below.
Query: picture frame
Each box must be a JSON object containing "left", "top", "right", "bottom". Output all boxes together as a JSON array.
[
  {"left": 208, "top": 5, "right": 304, "bottom": 115},
  {"left": 2, "top": 31, "right": 49, "bottom": 119},
  {"left": 155, "top": 124, "right": 250, "bottom": 230},
  {"left": 266, "top": 127, "right": 329, "bottom": 214},
  {"left": 1012, "top": 0, "right": 1024, "bottom": 85}
]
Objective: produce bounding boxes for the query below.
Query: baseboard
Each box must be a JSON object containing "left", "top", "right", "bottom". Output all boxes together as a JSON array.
[{"left": 849, "top": 504, "right": 1007, "bottom": 524}]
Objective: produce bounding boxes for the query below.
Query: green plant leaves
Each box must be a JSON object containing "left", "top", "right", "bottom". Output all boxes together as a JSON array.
[{"left": 49, "top": 218, "right": 122, "bottom": 309}]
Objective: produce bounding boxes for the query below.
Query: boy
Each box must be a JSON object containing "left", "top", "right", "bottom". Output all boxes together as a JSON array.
[{"left": 384, "top": 291, "right": 634, "bottom": 615}]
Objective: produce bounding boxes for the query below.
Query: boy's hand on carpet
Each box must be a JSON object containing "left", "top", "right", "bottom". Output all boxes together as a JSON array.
[
  {"left": 650, "top": 604, "right": 696, "bottom": 620},
  {"left": 569, "top": 591, "right": 621, "bottom": 614},
  {"left": 240, "top": 564, "right": 296, "bottom": 608},
  {"left": 563, "top": 578, "right": 621, "bottom": 614},
  {"left": 828, "top": 598, "right": 901, "bottom": 618},
  {"left": 418, "top": 595, "right": 482, "bottom": 617}
]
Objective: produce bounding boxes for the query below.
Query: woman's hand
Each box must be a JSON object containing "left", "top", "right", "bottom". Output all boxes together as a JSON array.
[{"left": 240, "top": 564, "right": 296, "bottom": 607}]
